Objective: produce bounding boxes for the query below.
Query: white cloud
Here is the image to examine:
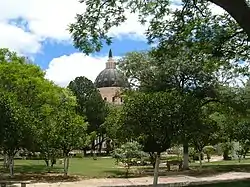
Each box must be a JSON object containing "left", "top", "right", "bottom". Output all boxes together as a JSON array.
[
  {"left": 0, "top": 0, "right": 149, "bottom": 54},
  {"left": 0, "top": 0, "right": 147, "bottom": 43},
  {"left": 45, "top": 53, "right": 117, "bottom": 87},
  {"left": 0, "top": 21, "right": 41, "bottom": 55},
  {"left": 0, "top": 0, "right": 227, "bottom": 55}
]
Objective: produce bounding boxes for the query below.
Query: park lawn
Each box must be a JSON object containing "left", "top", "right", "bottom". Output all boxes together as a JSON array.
[
  {"left": 68, "top": 157, "right": 123, "bottom": 177},
  {"left": 189, "top": 159, "right": 250, "bottom": 174},
  {"left": 191, "top": 159, "right": 250, "bottom": 166},
  {"left": 0, "top": 157, "right": 124, "bottom": 178},
  {"left": 1, "top": 157, "right": 250, "bottom": 180}
]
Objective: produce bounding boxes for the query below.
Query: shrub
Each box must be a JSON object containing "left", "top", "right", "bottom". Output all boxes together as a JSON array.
[
  {"left": 112, "top": 141, "right": 146, "bottom": 177},
  {"left": 203, "top": 146, "right": 215, "bottom": 162}
]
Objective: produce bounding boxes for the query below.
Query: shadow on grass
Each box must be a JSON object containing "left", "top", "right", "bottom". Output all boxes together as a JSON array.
[
  {"left": 105, "top": 163, "right": 250, "bottom": 178},
  {"left": 2, "top": 162, "right": 250, "bottom": 182},
  {"left": 187, "top": 164, "right": 250, "bottom": 176}
]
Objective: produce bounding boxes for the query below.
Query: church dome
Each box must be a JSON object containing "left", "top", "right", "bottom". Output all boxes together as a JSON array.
[
  {"left": 94, "top": 50, "right": 128, "bottom": 88},
  {"left": 95, "top": 68, "right": 127, "bottom": 88}
]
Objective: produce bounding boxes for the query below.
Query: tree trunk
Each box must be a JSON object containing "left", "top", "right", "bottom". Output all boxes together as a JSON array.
[
  {"left": 98, "top": 138, "right": 103, "bottom": 155},
  {"left": 44, "top": 159, "right": 49, "bottom": 167},
  {"left": 91, "top": 141, "right": 95, "bottom": 157},
  {"left": 8, "top": 155, "right": 14, "bottom": 178},
  {"left": 183, "top": 142, "right": 189, "bottom": 170},
  {"left": 106, "top": 139, "right": 111, "bottom": 155},
  {"left": 51, "top": 158, "right": 56, "bottom": 167},
  {"left": 63, "top": 155, "right": 69, "bottom": 177},
  {"left": 83, "top": 148, "right": 87, "bottom": 157},
  {"left": 199, "top": 152, "right": 202, "bottom": 169},
  {"left": 209, "top": 0, "right": 250, "bottom": 38},
  {"left": 223, "top": 150, "right": 229, "bottom": 160},
  {"left": 3, "top": 154, "right": 8, "bottom": 169},
  {"left": 153, "top": 152, "right": 160, "bottom": 187},
  {"left": 149, "top": 152, "right": 156, "bottom": 168}
]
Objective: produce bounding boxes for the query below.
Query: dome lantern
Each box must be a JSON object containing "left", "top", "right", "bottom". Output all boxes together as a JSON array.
[{"left": 106, "top": 49, "right": 116, "bottom": 69}]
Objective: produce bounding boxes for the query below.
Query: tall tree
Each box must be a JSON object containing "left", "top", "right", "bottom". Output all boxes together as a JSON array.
[
  {"left": 119, "top": 91, "right": 181, "bottom": 185},
  {"left": 55, "top": 89, "right": 88, "bottom": 176},
  {"left": 118, "top": 49, "right": 225, "bottom": 169},
  {"left": 68, "top": 76, "right": 107, "bottom": 154}
]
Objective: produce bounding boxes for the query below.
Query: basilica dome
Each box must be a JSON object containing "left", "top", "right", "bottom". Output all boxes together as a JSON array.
[{"left": 94, "top": 50, "right": 128, "bottom": 88}]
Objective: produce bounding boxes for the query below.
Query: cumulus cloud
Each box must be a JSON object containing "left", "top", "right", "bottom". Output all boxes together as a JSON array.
[
  {"left": 0, "top": 0, "right": 148, "bottom": 47},
  {"left": 45, "top": 53, "right": 119, "bottom": 87},
  {"left": 0, "top": 0, "right": 227, "bottom": 55},
  {"left": 0, "top": 22, "right": 41, "bottom": 55}
]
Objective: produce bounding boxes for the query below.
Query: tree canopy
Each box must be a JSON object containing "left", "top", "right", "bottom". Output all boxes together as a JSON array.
[{"left": 69, "top": 0, "right": 250, "bottom": 55}]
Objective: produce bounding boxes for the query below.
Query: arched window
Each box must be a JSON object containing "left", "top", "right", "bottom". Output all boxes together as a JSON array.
[
  {"left": 104, "top": 97, "right": 107, "bottom": 101},
  {"left": 120, "top": 97, "right": 123, "bottom": 102},
  {"left": 112, "top": 97, "right": 115, "bottom": 102}
]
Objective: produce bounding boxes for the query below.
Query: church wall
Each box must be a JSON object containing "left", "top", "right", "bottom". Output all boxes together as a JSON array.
[{"left": 98, "top": 87, "right": 123, "bottom": 104}]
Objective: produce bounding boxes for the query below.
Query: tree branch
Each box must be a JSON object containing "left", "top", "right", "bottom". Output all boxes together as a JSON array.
[
  {"left": 209, "top": 0, "right": 250, "bottom": 39},
  {"left": 201, "top": 98, "right": 220, "bottom": 107}
]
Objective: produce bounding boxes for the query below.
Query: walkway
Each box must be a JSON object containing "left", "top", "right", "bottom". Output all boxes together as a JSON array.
[{"left": 24, "top": 172, "right": 250, "bottom": 187}]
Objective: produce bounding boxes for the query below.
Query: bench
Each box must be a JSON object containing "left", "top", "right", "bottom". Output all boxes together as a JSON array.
[
  {"left": 0, "top": 181, "right": 30, "bottom": 187},
  {"left": 166, "top": 160, "right": 183, "bottom": 171}
]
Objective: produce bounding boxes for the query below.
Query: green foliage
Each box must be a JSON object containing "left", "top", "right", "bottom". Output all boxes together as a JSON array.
[
  {"left": 203, "top": 146, "right": 215, "bottom": 162},
  {"left": 189, "top": 148, "right": 204, "bottom": 161},
  {"left": 102, "top": 104, "right": 124, "bottom": 145},
  {"left": 68, "top": 76, "right": 107, "bottom": 134},
  {"left": 112, "top": 141, "right": 145, "bottom": 176},
  {"left": 55, "top": 89, "right": 88, "bottom": 155},
  {"left": 191, "top": 104, "right": 221, "bottom": 156},
  {"left": 69, "top": 0, "right": 250, "bottom": 63},
  {"left": 121, "top": 91, "right": 181, "bottom": 154},
  {"left": 0, "top": 48, "right": 89, "bottom": 176}
]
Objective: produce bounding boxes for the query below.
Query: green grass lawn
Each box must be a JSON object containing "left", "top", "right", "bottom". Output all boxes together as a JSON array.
[
  {"left": 1, "top": 157, "right": 250, "bottom": 183},
  {"left": 0, "top": 157, "right": 125, "bottom": 181}
]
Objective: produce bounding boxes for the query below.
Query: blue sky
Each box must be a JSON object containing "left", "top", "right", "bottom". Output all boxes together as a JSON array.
[
  {"left": 0, "top": 0, "right": 156, "bottom": 86},
  {"left": 36, "top": 39, "right": 150, "bottom": 70},
  {"left": 0, "top": 0, "right": 225, "bottom": 87}
]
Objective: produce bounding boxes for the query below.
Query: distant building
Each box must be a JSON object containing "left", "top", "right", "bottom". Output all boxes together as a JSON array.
[{"left": 94, "top": 49, "right": 128, "bottom": 104}]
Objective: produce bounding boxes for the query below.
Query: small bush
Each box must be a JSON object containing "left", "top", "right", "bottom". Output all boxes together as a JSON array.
[
  {"left": 112, "top": 141, "right": 146, "bottom": 176},
  {"left": 203, "top": 146, "right": 215, "bottom": 162}
]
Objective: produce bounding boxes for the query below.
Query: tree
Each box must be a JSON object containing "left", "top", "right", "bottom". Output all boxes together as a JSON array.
[
  {"left": 0, "top": 92, "right": 31, "bottom": 177},
  {"left": 190, "top": 104, "right": 221, "bottom": 168},
  {"left": 35, "top": 86, "right": 66, "bottom": 168},
  {"left": 118, "top": 49, "right": 226, "bottom": 169},
  {"left": 102, "top": 104, "right": 125, "bottom": 146},
  {"left": 69, "top": 0, "right": 250, "bottom": 54},
  {"left": 112, "top": 141, "right": 145, "bottom": 177},
  {"left": 0, "top": 48, "right": 61, "bottom": 177},
  {"left": 119, "top": 91, "right": 181, "bottom": 186},
  {"left": 203, "top": 146, "right": 216, "bottom": 162},
  {"left": 68, "top": 76, "right": 107, "bottom": 155},
  {"left": 55, "top": 89, "right": 88, "bottom": 176}
]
